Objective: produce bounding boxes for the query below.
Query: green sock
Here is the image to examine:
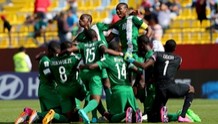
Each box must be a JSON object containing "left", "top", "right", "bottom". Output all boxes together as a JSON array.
[
  {"left": 36, "top": 112, "right": 47, "bottom": 121},
  {"left": 168, "top": 113, "right": 179, "bottom": 121},
  {"left": 53, "top": 113, "right": 68, "bottom": 122},
  {"left": 83, "top": 99, "right": 98, "bottom": 113},
  {"left": 144, "top": 84, "right": 155, "bottom": 113},
  {"left": 105, "top": 88, "right": 112, "bottom": 111},
  {"left": 111, "top": 112, "right": 126, "bottom": 122},
  {"left": 75, "top": 98, "right": 81, "bottom": 109}
]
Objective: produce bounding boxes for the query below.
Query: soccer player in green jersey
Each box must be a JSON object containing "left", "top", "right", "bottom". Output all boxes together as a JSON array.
[
  {"left": 49, "top": 41, "right": 88, "bottom": 123},
  {"left": 80, "top": 41, "right": 142, "bottom": 123},
  {"left": 107, "top": 2, "right": 152, "bottom": 57},
  {"left": 67, "top": 29, "right": 123, "bottom": 123},
  {"left": 15, "top": 41, "right": 68, "bottom": 124},
  {"left": 73, "top": 13, "right": 113, "bottom": 123},
  {"left": 74, "top": 14, "right": 110, "bottom": 46}
]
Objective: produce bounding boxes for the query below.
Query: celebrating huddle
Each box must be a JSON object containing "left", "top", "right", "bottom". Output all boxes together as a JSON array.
[{"left": 15, "top": 2, "right": 201, "bottom": 124}]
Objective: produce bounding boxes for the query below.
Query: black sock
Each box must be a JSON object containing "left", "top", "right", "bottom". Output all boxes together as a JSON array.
[
  {"left": 97, "top": 100, "right": 106, "bottom": 116},
  {"left": 181, "top": 92, "right": 194, "bottom": 117}
]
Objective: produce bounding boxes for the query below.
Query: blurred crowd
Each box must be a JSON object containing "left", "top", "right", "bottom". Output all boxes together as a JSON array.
[
  {"left": 23, "top": 0, "right": 79, "bottom": 44},
  {"left": 1, "top": 0, "right": 218, "bottom": 47}
]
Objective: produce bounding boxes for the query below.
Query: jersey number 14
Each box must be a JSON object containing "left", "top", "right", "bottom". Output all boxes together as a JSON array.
[{"left": 115, "top": 63, "right": 126, "bottom": 79}]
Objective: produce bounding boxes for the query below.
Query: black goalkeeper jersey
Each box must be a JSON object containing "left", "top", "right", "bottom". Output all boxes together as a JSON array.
[{"left": 151, "top": 52, "right": 182, "bottom": 82}]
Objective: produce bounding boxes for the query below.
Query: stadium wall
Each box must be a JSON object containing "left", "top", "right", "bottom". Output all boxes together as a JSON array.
[{"left": 0, "top": 44, "right": 218, "bottom": 99}]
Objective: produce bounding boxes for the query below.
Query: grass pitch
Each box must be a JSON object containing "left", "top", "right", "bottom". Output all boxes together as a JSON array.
[{"left": 0, "top": 99, "right": 218, "bottom": 123}]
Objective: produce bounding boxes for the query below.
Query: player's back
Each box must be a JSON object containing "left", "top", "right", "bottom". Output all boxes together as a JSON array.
[
  {"left": 50, "top": 53, "right": 80, "bottom": 85},
  {"left": 99, "top": 55, "right": 130, "bottom": 88},
  {"left": 79, "top": 40, "right": 103, "bottom": 64},
  {"left": 153, "top": 52, "right": 181, "bottom": 82}
]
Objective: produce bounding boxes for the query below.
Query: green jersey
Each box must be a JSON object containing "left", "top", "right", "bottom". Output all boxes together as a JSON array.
[
  {"left": 39, "top": 56, "right": 53, "bottom": 85},
  {"left": 74, "top": 31, "right": 89, "bottom": 43},
  {"left": 112, "top": 16, "right": 145, "bottom": 52},
  {"left": 74, "top": 23, "right": 109, "bottom": 45},
  {"left": 77, "top": 40, "right": 104, "bottom": 64},
  {"left": 50, "top": 53, "right": 80, "bottom": 85},
  {"left": 91, "top": 22, "right": 109, "bottom": 47},
  {"left": 97, "top": 55, "right": 130, "bottom": 88}
]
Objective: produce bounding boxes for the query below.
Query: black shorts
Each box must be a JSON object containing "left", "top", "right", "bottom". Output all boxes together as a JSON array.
[
  {"left": 156, "top": 81, "right": 190, "bottom": 105},
  {"left": 163, "top": 83, "right": 189, "bottom": 98}
]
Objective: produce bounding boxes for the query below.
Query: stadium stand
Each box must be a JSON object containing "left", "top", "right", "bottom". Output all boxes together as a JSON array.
[{"left": 0, "top": 0, "right": 217, "bottom": 48}]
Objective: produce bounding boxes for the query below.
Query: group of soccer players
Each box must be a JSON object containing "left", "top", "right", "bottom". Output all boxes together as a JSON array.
[{"left": 15, "top": 2, "right": 201, "bottom": 124}]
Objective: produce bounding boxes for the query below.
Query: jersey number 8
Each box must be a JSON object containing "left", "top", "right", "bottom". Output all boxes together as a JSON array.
[{"left": 59, "top": 66, "right": 67, "bottom": 83}]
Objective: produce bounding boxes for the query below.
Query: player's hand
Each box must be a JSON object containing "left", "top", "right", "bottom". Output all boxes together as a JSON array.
[
  {"left": 124, "top": 51, "right": 132, "bottom": 60},
  {"left": 79, "top": 64, "right": 85, "bottom": 70},
  {"left": 119, "top": 52, "right": 124, "bottom": 56},
  {"left": 127, "top": 57, "right": 135, "bottom": 63}
]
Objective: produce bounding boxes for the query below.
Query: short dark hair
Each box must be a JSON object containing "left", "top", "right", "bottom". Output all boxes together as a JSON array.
[
  {"left": 108, "top": 41, "right": 119, "bottom": 51},
  {"left": 48, "top": 41, "right": 60, "bottom": 53},
  {"left": 85, "top": 29, "right": 97, "bottom": 41},
  {"left": 60, "top": 41, "right": 72, "bottom": 51},
  {"left": 80, "top": 14, "right": 92, "bottom": 23},
  {"left": 137, "top": 35, "right": 150, "bottom": 44},
  {"left": 164, "top": 39, "right": 176, "bottom": 52},
  {"left": 116, "top": 2, "right": 128, "bottom": 9}
]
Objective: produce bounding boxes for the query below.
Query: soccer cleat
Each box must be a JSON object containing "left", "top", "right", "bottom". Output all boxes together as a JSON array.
[
  {"left": 160, "top": 106, "right": 168, "bottom": 123},
  {"left": 78, "top": 109, "right": 90, "bottom": 124},
  {"left": 125, "top": 107, "right": 133, "bottom": 123},
  {"left": 187, "top": 109, "right": 201, "bottom": 122},
  {"left": 28, "top": 110, "right": 38, "bottom": 124},
  {"left": 23, "top": 107, "right": 33, "bottom": 116},
  {"left": 15, "top": 111, "right": 29, "bottom": 124},
  {"left": 178, "top": 116, "right": 193, "bottom": 122},
  {"left": 135, "top": 109, "right": 142, "bottom": 123},
  {"left": 42, "top": 109, "right": 55, "bottom": 124}
]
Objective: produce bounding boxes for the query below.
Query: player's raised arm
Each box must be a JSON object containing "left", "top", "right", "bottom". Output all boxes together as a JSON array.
[
  {"left": 106, "top": 32, "right": 116, "bottom": 43},
  {"left": 133, "top": 16, "right": 153, "bottom": 38},
  {"left": 35, "top": 51, "right": 46, "bottom": 60},
  {"left": 144, "top": 26, "right": 153, "bottom": 38}
]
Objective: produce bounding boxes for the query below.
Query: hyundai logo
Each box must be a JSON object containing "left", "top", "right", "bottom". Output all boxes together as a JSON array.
[{"left": 0, "top": 74, "right": 24, "bottom": 100}]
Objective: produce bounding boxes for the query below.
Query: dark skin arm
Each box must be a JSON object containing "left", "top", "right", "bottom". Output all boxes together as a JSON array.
[
  {"left": 60, "top": 45, "right": 79, "bottom": 55},
  {"left": 35, "top": 51, "right": 46, "bottom": 60},
  {"left": 106, "top": 33, "right": 116, "bottom": 43},
  {"left": 100, "top": 45, "right": 123, "bottom": 56},
  {"left": 133, "top": 59, "right": 155, "bottom": 70},
  {"left": 67, "top": 45, "right": 79, "bottom": 52},
  {"left": 145, "top": 26, "right": 153, "bottom": 38}
]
